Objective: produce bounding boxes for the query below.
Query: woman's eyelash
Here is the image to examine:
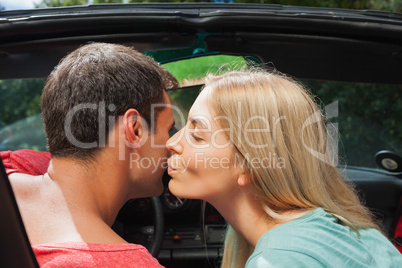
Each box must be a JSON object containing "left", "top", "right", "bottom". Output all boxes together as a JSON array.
[{"left": 191, "top": 133, "right": 203, "bottom": 141}]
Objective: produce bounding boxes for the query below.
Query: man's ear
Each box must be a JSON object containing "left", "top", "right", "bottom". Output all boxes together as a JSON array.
[{"left": 123, "top": 109, "right": 143, "bottom": 148}]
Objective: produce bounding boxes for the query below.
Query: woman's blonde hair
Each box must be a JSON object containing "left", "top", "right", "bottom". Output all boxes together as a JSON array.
[{"left": 203, "top": 70, "right": 380, "bottom": 268}]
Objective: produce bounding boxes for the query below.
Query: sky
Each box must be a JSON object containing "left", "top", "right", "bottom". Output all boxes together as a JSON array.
[{"left": 0, "top": 0, "right": 40, "bottom": 10}]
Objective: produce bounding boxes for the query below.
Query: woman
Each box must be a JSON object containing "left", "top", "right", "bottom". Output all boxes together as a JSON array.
[{"left": 166, "top": 70, "right": 402, "bottom": 267}]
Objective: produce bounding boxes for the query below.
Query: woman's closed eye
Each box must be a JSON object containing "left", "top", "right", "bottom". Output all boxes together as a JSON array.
[{"left": 191, "top": 133, "right": 203, "bottom": 141}]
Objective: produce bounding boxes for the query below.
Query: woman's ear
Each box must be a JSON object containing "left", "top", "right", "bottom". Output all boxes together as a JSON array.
[
  {"left": 237, "top": 174, "right": 251, "bottom": 187},
  {"left": 123, "top": 109, "right": 143, "bottom": 148}
]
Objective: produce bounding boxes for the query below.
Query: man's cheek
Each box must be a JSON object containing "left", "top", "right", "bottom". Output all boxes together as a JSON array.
[{"left": 151, "top": 136, "right": 164, "bottom": 148}]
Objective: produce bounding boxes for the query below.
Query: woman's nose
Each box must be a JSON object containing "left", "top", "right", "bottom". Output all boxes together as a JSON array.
[{"left": 166, "top": 128, "right": 184, "bottom": 154}]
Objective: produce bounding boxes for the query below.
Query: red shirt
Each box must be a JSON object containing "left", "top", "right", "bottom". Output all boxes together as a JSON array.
[
  {"left": 32, "top": 242, "right": 163, "bottom": 268},
  {"left": 1, "top": 150, "right": 163, "bottom": 267},
  {"left": 1, "top": 150, "right": 51, "bottom": 175}
]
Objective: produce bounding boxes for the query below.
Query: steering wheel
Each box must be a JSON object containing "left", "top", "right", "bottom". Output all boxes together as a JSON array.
[
  {"left": 113, "top": 196, "right": 165, "bottom": 258},
  {"left": 148, "top": 196, "right": 164, "bottom": 257},
  {"left": 114, "top": 172, "right": 170, "bottom": 258}
]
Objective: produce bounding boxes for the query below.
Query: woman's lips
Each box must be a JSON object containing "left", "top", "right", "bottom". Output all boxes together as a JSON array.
[
  {"left": 168, "top": 155, "right": 187, "bottom": 175},
  {"left": 167, "top": 157, "right": 179, "bottom": 174},
  {"left": 167, "top": 166, "right": 177, "bottom": 174}
]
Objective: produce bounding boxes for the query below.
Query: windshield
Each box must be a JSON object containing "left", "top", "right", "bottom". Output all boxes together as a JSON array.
[
  {"left": 1, "top": 56, "right": 401, "bottom": 169},
  {"left": 304, "top": 80, "right": 402, "bottom": 168},
  {"left": 165, "top": 78, "right": 402, "bottom": 169}
]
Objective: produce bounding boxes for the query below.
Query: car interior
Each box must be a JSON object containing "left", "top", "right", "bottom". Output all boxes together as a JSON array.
[{"left": 0, "top": 3, "right": 402, "bottom": 268}]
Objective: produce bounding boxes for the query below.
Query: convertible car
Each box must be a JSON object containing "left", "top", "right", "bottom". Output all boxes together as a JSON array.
[{"left": 0, "top": 3, "right": 401, "bottom": 267}]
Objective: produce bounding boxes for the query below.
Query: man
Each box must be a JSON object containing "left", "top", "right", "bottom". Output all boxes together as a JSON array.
[{"left": 1, "top": 43, "right": 177, "bottom": 267}]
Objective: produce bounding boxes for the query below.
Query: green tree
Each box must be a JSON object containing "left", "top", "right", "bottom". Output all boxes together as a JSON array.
[
  {"left": 35, "top": 0, "right": 88, "bottom": 8},
  {"left": 303, "top": 80, "right": 402, "bottom": 167},
  {"left": 93, "top": 0, "right": 124, "bottom": 3},
  {"left": 0, "top": 79, "right": 45, "bottom": 126},
  {"left": 232, "top": 0, "right": 401, "bottom": 12},
  {"left": 33, "top": 0, "right": 402, "bottom": 13}
]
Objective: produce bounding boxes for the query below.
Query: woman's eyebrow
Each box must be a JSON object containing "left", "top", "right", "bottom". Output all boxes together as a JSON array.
[{"left": 189, "top": 117, "right": 208, "bottom": 129}]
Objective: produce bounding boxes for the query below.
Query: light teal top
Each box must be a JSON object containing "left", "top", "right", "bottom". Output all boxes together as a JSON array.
[{"left": 246, "top": 208, "right": 402, "bottom": 268}]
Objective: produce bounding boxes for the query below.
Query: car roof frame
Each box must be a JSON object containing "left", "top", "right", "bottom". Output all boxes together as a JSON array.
[{"left": 0, "top": 3, "right": 401, "bottom": 83}]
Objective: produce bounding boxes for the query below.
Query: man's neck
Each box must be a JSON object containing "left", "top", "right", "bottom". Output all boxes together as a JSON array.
[
  {"left": 47, "top": 153, "right": 129, "bottom": 227},
  {"left": 14, "top": 149, "right": 132, "bottom": 245}
]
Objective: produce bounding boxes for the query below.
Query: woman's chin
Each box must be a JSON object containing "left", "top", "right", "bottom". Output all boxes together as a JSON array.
[{"left": 168, "top": 180, "right": 184, "bottom": 198}]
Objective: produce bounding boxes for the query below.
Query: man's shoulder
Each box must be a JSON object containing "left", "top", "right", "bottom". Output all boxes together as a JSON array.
[
  {"left": 8, "top": 172, "right": 43, "bottom": 199},
  {"left": 33, "top": 242, "right": 163, "bottom": 268},
  {"left": 1, "top": 150, "right": 51, "bottom": 176}
]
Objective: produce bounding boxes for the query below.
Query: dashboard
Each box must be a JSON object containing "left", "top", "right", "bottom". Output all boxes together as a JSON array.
[{"left": 114, "top": 174, "right": 226, "bottom": 267}]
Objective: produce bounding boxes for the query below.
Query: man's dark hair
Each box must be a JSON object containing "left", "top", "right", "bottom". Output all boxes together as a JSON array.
[{"left": 41, "top": 42, "right": 177, "bottom": 159}]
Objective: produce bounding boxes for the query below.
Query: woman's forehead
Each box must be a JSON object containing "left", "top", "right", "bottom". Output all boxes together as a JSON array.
[
  {"left": 188, "top": 87, "right": 224, "bottom": 130},
  {"left": 188, "top": 87, "right": 212, "bottom": 118}
]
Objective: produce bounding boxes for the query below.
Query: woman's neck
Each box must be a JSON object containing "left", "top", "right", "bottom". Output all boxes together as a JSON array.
[
  {"left": 208, "top": 190, "right": 278, "bottom": 247},
  {"left": 209, "top": 189, "right": 310, "bottom": 247}
]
